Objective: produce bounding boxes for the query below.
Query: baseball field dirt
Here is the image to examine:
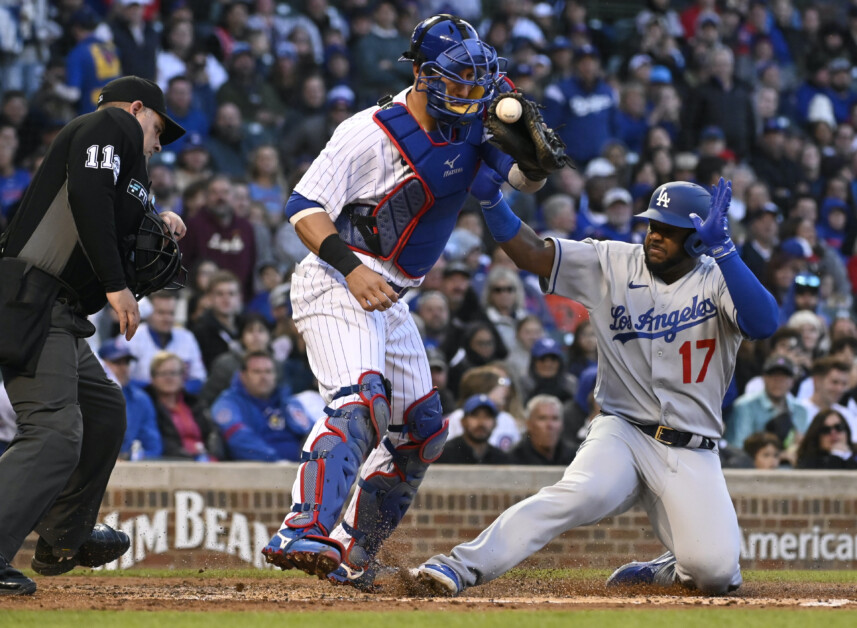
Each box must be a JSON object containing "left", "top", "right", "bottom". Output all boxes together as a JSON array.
[{"left": 1, "top": 568, "right": 855, "bottom": 614}]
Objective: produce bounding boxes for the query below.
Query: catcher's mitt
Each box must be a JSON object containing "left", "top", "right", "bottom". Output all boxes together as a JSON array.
[{"left": 484, "top": 92, "right": 573, "bottom": 180}]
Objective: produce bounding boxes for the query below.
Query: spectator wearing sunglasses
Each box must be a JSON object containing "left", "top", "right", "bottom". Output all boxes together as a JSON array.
[
  {"left": 482, "top": 267, "right": 528, "bottom": 355},
  {"left": 792, "top": 273, "right": 822, "bottom": 316},
  {"left": 797, "top": 357, "right": 856, "bottom": 440},
  {"left": 796, "top": 409, "right": 857, "bottom": 469}
]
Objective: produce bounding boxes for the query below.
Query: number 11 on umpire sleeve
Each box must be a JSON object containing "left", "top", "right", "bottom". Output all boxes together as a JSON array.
[{"left": 679, "top": 338, "right": 716, "bottom": 384}]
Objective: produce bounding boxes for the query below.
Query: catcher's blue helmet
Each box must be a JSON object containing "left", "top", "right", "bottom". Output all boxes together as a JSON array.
[
  {"left": 638, "top": 181, "right": 711, "bottom": 257},
  {"left": 401, "top": 14, "right": 503, "bottom": 142}
]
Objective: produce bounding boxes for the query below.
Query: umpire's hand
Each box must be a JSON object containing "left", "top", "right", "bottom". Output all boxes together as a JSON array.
[
  {"left": 107, "top": 288, "right": 141, "bottom": 340},
  {"left": 345, "top": 265, "right": 398, "bottom": 312},
  {"left": 159, "top": 211, "right": 186, "bottom": 240}
]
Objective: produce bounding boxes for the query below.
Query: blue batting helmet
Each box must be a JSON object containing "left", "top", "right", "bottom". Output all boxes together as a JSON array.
[
  {"left": 401, "top": 14, "right": 503, "bottom": 142},
  {"left": 638, "top": 182, "right": 711, "bottom": 257}
]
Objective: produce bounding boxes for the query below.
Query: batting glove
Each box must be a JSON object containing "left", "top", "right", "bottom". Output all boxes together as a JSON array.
[{"left": 690, "top": 177, "right": 737, "bottom": 261}]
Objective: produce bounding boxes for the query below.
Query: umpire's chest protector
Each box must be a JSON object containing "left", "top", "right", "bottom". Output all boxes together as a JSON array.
[{"left": 335, "top": 103, "right": 480, "bottom": 278}]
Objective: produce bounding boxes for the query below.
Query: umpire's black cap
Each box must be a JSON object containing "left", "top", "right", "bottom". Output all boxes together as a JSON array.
[{"left": 97, "top": 76, "right": 186, "bottom": 146}]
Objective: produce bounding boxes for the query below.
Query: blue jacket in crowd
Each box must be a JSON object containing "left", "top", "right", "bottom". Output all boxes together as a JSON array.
[
  {"left": 211, "top": 379, "right": 316, "bottom": 462},
  {"left": 543, "top": 76, "right": 618, "bottom": 165},
  {"left": 121, "top": 383, "right": 163, "bottom": 459}
]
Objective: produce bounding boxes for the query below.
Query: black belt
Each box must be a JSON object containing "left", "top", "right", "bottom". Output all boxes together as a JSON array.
[
  {"left": 388, "top": 281, "right": 410, "bottom": 299},
  {"left": 635, "top": 424, "right": 717, "bottom": 450}
]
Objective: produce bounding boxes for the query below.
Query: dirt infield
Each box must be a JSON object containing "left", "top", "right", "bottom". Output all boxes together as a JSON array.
[{"left": 1, "top": 571, "right": 855, "bottom": 612}]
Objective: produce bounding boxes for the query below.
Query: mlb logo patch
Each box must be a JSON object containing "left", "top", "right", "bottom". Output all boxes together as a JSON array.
[{"left": 127, "top": 179, "right": 149, "bottom": 206}]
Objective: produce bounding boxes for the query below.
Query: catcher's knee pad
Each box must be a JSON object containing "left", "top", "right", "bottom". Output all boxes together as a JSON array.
[
  {"left": 341, "top": 390, "right": 447, "bottom": 567},
  {"left": 286, "top": 372, "right": 391, "bottom": 536},
  {"left": 401, "top": 389, "right": 448, "bottom": 462}
]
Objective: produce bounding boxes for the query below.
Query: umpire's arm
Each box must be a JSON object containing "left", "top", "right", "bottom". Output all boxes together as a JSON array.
[{"left": 67, "top": 114, "right": 141, "bottom": 338}]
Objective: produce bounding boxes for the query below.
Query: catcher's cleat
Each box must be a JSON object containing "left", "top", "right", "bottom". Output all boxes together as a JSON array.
[
  {"left": 413, "top": 563, "right": 463, "bottom": 597},
  {"left": 326, "top": 562, "right": 378, "bottom": 591},
  {"left": 0, "top": 556, "right": 36, "bottom": 596},
  {"left": 31, "top": 524, "right": 130, "bottom": 576},
  {"left": 262, "top": 529, "right": 342, "bottom": 577},
  {"left": 606, "top": 551, "right": 677, "bottom": 587}
]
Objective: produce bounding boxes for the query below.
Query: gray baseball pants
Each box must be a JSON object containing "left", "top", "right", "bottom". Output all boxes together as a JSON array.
[
  {"left": 429, "top": 414, "right": 743, "bottom": 594},
  {"left": 0, "top": 302, "right": 125, "bottom": 561}
]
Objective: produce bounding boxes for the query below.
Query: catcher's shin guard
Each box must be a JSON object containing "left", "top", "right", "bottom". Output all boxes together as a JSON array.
[
  {"left": 263, "top": 372, "right": 390, "bottom": 575},
  {"left": 335, "top": 390, "right": 447, "bottom": 578}
]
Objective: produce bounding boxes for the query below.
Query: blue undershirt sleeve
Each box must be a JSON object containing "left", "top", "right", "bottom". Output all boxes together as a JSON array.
[
  {"left": 716, "top": 254, "right": 779, "bottom": 339},
  {"left": 284, "top": 191, "right": 322, "bottom": 219}
]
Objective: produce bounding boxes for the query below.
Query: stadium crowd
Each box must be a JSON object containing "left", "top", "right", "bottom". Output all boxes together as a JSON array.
[{"left": 2, "top": 0, "right": 857, "bottom": 470}]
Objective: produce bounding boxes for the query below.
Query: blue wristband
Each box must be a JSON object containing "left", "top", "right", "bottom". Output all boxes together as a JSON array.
[
  {"left": 480, "top": 190, "right": 503, "bottom": 209},
  {"left": 481, "top": 196, "right": 522, "bottom": 242},
  {"left": 709, "top": 239, "right": 737, "bottom": 262}
]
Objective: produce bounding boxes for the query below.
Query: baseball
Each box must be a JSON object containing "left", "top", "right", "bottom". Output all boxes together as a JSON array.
[{"left": 496, "top": 97, "right": 522, "bottom": 123}]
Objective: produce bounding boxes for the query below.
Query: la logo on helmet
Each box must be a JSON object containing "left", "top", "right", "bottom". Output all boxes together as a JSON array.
[{"left": 656, "top": 189, "right": 671, "bottom": 208}]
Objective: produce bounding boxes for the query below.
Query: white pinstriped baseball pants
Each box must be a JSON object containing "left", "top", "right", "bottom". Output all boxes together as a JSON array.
[{"left": 286, "top": 259, "right": 433, "bottom": 544}]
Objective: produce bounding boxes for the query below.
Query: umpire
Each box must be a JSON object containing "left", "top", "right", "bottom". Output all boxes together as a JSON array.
[{"left": 0, "top": 76, "right": 186, "bottom": 595}]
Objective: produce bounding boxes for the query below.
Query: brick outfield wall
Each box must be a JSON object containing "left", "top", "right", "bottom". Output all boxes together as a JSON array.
[{"left": 13, "top": 464, "right": 857, "bottom": 571}]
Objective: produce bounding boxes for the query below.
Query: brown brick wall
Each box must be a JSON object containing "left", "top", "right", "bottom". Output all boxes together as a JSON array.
[{"left": 11, "top": 466, "right": 857, "bottom": 571}]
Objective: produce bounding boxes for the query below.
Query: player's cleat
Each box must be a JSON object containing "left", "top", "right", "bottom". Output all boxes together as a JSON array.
[
  {"left": 0, "top": 556, "right": 36, "bottom": 596},
  {"left": 606, "top": 551, "right": 677, "bottom": 587},
  {"left": 413, "top": 563, "right": 463, "bottom": 597},
  {"left": 31, "top": 524, "right": 130, "bottom": 576},
  {"left": 262, "top": 530, "right": 342, "bottom": 578},
  {"left": 326, "top": 562, "right": 378, "bottom": 591}
]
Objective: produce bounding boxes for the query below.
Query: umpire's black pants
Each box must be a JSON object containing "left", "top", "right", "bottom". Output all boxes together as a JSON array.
[{"left": 0, "top": 301, "right": 125, "bottom": 561}]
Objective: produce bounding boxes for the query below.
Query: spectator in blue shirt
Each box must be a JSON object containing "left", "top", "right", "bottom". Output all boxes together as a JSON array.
[
  {"left": 825, "top": 58, "right": 857, "bottom": 125},
  {"left": 163, "top": 76, "right": 211, "bottom": 157},
  {"left": 614, "top": 82, "right": 649, "bottom": 155},
  {"left": 64, "top": 7, "right": 122, "bottom": 115},
  {"left": 212, "top": 351, "right": 318, "bottom": 461},
  {"left": 109, "top": 0, "right": 159, "bottom": 81},
  {"left": 586, "top": 187, "right": 637, "bottom": 243},
  {"left": 543, "top": 44, "right": 617, "bottom": 166},
  {"left": 0, "top": 124, "right": 29, "bottom": 224},
  {"left": 99, "top": 340, "right": 163, "bottom": 461}
]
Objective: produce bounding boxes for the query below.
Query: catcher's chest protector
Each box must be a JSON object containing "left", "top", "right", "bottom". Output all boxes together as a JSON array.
[{"left": 334, "top": 103, "right": 481, "bottom": 278}]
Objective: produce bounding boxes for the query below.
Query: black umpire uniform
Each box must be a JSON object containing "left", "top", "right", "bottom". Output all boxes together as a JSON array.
[{"left": 0, "top": 77, "right": 184, "bottom": 593}]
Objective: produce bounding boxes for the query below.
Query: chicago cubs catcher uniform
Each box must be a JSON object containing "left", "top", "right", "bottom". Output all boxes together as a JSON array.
[
  {"left": 416, "top": 177, "right": 779, "bottom": 596},
  {"left": 261, "top": 15, "right": 552, "bottom": 589}
]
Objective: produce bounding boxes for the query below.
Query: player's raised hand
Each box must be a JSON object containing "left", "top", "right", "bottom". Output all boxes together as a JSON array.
[
  {"left": 345, "top": 265, "right": 399, "bottom": 312},
  {"left": 689, "top": 177, "right": 736, "bottom": 261}
]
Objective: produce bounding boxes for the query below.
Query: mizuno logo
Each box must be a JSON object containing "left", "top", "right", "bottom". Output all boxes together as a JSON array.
[
  {"left": 444, "top": 154, "right": 461, "bottom": 169},
  {"left": 629, "top": 282, "right": 647, "bottom": 289}
]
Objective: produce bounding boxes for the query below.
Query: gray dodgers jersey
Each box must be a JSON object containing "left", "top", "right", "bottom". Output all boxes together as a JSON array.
[{"left": 544, "top": 238, "right": 744, "bottom": 438}]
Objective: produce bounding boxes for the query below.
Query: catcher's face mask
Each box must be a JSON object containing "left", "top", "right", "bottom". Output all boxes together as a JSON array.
[
  {"left": 127, "top": 209, "right": 186, "bottom": 299},
  {"left": 402, "top": 15, "right": 504, "bottom": 143},
  {"left": 416, "top": 39, "right": 504, "bottom": 142}
]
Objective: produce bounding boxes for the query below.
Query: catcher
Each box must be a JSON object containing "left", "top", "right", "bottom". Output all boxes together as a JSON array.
[{"left": 260, "top": 14, "right": 570, "bottom": 591}]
